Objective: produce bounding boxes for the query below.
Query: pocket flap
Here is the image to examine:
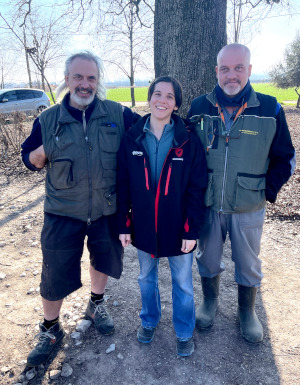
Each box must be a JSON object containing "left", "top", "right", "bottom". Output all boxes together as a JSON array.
[
  {"left": 237, "top": 175, "right": 265, "bottom": 191},
  {"left": 102, "top": 158, "right": 117, "bottom": 170}
]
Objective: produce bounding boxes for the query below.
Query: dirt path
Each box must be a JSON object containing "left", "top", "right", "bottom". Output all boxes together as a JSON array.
[{"left": 0, "top": 107, "right": 299, "bottom": 385}]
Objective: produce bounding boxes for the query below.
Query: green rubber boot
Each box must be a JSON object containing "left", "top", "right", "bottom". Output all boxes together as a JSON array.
[
  {"left": 238, "top": 285, "right": 263, "bottom": 343},
  {"left": 195, "top": 275, "right": 220, "bottom": 329}
]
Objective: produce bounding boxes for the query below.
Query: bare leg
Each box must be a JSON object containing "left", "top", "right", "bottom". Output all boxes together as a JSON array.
[
  {"left": 42, "top": 298, "right": 64, "bottom": 321},
  {"left": 89, "top": 265, "right": 108, "bottom": 294}
]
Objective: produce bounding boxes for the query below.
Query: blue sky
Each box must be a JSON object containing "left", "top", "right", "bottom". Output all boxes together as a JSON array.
[{"left": 248, "top": 9, "right": 300, "bottom": 75}]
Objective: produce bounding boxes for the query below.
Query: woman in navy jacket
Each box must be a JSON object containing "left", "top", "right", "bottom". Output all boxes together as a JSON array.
[{"left": 117, "top": 76, "right": 207, "bottom": 356}]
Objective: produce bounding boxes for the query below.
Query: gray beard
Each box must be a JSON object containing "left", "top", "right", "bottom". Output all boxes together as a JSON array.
[{"left": 70, "top": 91, "right": 95, "bottom": 108}]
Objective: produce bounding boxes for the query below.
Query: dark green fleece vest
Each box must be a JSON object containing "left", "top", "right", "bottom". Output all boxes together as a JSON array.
[
  {"left": 192, "top": 90, "right": 277, "bottom": 213},
  {"left": 39, "top": 98, "right": 124, "bottom": 222}
]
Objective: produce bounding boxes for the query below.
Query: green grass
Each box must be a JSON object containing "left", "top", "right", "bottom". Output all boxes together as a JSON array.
[
  {"left": 48, "top": 84, "right": 298, "bottom": 106},
  {"left": 106, "top": 87, "right": 148, "bottom": 102},
  {"left": 46, "top": 92, "right": 56, "bottom": 105},
  {"left": 252, "top": 83, "right": 297, "bottom": 105}
]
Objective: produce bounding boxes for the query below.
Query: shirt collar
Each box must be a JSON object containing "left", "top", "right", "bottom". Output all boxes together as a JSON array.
[{"left": 143, "top": 116, "right": 175, "bottom": 133}]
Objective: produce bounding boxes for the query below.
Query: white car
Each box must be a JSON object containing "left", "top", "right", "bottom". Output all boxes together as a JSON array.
[{"left": 0, "top": 88, "right": 50, "bottom": 115}]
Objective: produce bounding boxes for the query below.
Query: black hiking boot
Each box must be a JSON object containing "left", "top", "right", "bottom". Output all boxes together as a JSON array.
[
  {"left": 27, "top": 322, "right": 64, "bottom": 367},
  {"left": 137, "top": 325, "right": 156, "bottom": 343},
  {"left": 85, "top": 299, "right": 115, "bottom": 335},
  {"left": 176, "top": 337, "right": 194, "bottom": 357}
]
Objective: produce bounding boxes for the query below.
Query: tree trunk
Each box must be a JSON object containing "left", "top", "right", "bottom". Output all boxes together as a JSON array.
[
  {"left": 23, "top": 29, "right": 32, "bottom": 88},
  {"left": 129, "top": 5, "right": 136, "bottom": 107},
  {"left": 41, "top": 65, "right": 45, "bottom": 91},
  {"left": 296, "top": 87, "right": 300, "bottom": 108},
  {"left": 45, "top": 76, "right": 56, "bottom": 104},
  {"left": 154, "top": 0, "right": 227, "bottom": 116},
  {"left": 130, "top": 78, "right": 135, "bottom": 107}
]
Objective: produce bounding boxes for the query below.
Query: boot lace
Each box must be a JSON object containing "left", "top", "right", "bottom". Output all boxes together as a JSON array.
[
  {"left": 34, "top": 330, "right": 56, "bottom": 347},
  {"left": 94, "top": 303, "right": 109, "bottom": 319}
]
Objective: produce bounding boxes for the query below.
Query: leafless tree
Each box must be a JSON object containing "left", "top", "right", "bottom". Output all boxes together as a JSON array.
[
  {"left": 0, "top": 47, "right": 20, "bottom": 88},
  {"left": 0, "top": 4, "right": 67, "bottom": 102},
  {"left": 95, "top": 0, "right": 154, "bottom": 106},
  {"left": 227, "top": 0, "right": 295, "bottom": 44}
]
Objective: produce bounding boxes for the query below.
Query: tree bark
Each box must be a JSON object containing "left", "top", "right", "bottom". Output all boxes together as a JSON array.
[
  {"left": 23, "top": 29, "right": 32, "bottom": 88},
  {"left": 154, "top": 0, "right": 227, "bottom": 116}
]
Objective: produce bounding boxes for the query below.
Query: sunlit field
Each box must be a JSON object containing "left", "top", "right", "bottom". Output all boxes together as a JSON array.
[
  {"left": 48, "top": 83, "right": 298, "bottom": 106},
  {"left": 106, "top": 84, "right": 298, "bottom": 105}
]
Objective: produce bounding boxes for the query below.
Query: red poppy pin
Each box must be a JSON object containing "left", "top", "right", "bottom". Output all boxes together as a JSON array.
[{"left": 175, "top": 148, "right": 183, "bottom": 157}]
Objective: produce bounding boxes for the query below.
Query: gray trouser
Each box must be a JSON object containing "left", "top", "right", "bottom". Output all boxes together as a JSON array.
[{"left": 196, "top": 208, "right": 265, "bottom": 287}]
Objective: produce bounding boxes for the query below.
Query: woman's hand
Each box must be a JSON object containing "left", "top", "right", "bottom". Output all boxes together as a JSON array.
[
  {"left": 119, "top": 234, "right": 132, "bottom": 247},
  {"left": 181, "top": 239, "right": 196, "bottom": 253}
]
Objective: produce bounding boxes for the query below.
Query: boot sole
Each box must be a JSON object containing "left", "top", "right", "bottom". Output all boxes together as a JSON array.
[
  {"left": 240, "top": 327, "right": 263, "bottom": 343},
  {"left": 85, "top": 314, "right": 115, "bottom": 336},
  {"left": 195, "top": 323, "right": 213, "bottom": 330}
]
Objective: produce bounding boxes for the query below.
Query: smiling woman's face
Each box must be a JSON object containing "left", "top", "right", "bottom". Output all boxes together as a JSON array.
[{"left": 149, "top": 82, "right": 178, "bottom": 122}]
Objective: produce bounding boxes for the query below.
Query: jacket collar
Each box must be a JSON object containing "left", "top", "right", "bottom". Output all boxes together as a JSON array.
[
  {"left": 57, "top": 93, "right": 108, "bottom": 125},
  {"left": 126, "top": 113, "right": 189, "bottom": 147},
  {"left": 206, "top": 86, "right": 260, "bottom": 109}
]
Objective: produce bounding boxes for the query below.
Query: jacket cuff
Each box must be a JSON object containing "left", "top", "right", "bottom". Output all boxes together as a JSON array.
[
  {"left": 22, "top": 152, "right": 44, "bottom": 171},
  {"left": 265, "top": 188, "right": 277, "bottom": 203},
  {"left": 117, "top": 214, "right": 132, "bottom": 234},
  {"left": 182, "top": 231, "right": 199, "bottom": 241}
]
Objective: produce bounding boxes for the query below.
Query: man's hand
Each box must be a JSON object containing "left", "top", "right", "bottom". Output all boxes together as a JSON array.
[
  {"left": 181, "top": 239, "right": 196, "bottom": 253},
  {"left": 29, "top": 145, "right": 47, "bottom": 169},
  {"left": 119, "top": 234, "right": 132, "bottom": 247}
]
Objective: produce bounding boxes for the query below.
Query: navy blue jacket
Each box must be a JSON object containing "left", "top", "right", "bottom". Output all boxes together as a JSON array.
[{"left": 117, "top": 114, "right": 208, "bottom": 258}]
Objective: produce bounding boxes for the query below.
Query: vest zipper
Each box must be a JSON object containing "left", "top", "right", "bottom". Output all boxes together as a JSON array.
[
  {"left": 83, "top": 110, "right": 93, "bottom": 150},
  {"left": 83, "top": 109, "right": 93, "bottom": 225},
  {"left": 219, "top": 109, "right": 244, "bottom": 212},
  {"left": 83, "top": 110, "right": 87, "bottom": 134},
  {"left": 220, "top": 136, "right": 229, "bottom": 212}
]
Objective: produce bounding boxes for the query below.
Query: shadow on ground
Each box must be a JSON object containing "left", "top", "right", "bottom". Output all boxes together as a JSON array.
[{"left": 24, "top": 242, "right": 281, "bottom": 385}]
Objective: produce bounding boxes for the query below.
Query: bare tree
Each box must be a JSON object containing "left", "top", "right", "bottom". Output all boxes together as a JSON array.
[
  {"left": 0, "top": 5, "right": 67, "bottom": 102},
  {"left": 269, "top": 32, "right": 300, "bottom": 108},
  {"left": 24, "top": 11, "right": 66, "bottom": 99},
  {"left": 227, "top": 0, "right": 295, "bottom": 44},
  {"left": 95, "top": 0, "right": 154, "bottom": 106},
  {"left": 0, "top": 47, "right": 20, "bottom": 88}
]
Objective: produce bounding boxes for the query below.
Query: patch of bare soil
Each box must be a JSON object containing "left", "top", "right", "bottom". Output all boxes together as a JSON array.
[{"left": 0, "top": 107, "right": 299, "bottom": 385}]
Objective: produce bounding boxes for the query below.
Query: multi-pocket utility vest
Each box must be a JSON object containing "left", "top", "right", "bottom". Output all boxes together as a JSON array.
[
  {"left": 39, "top": 97, "right": 124, "bottom": 222},
  {"left": 190, "top": 89, "right": 277, "bottom": 213}
]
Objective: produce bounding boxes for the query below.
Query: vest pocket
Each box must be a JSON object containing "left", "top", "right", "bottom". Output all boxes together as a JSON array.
[
  {"left": 103, "top": 190, "right": 117, "bottom": 215},
  {"left": 99, "top": 126, "right": 120, "bottom": 179},
  {"left": 48, "top": 158, "right": 74, "bottom": 190},
  {"left": 102, "top": 158, "right": 117, "bottom": 178},
  {"left": 99, "top": 126, "right": 121, "bottom": 152},
  {"left": 234, "top": 175, "right": 266, "bottom": 212}
]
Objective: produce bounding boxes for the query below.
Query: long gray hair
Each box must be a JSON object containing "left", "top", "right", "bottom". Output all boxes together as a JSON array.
[{"left": 56, "top": 51, "right": 106, "bottom": 101}]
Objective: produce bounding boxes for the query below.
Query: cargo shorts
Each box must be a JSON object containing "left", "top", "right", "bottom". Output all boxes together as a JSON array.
[{"left": 40, "top": 212, "right": 123, "bottom": 301}]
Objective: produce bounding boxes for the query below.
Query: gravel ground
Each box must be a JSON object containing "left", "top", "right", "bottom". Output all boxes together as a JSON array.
[{"left": 0, "top": 106, "right": 299, "bottom": 385}]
